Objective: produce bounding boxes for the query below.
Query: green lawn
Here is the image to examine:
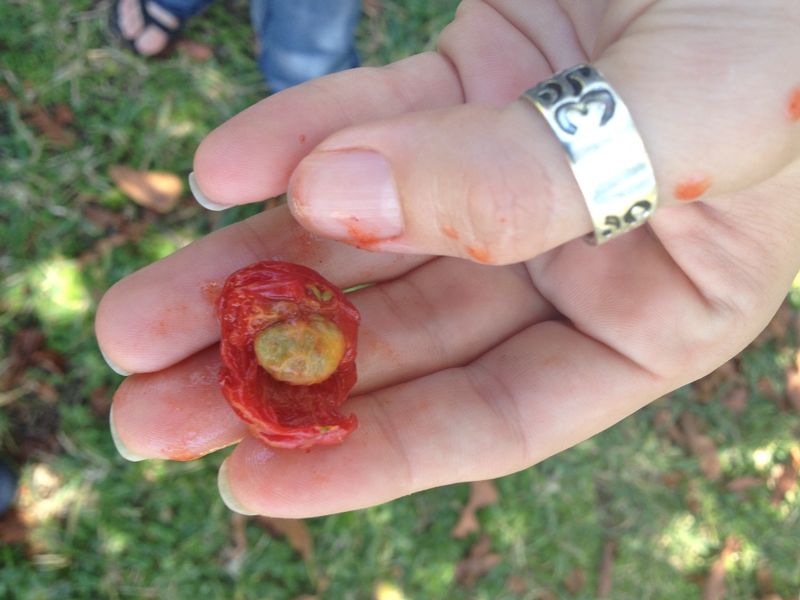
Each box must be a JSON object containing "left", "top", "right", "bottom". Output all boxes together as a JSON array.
[{"left": 2, "top": 1, "right": 800, "bottom": 598}]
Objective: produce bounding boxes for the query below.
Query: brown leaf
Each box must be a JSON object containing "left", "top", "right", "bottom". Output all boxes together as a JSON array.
[
  {"left": 452, "top": 480, "right": 499, "bottom": 538},
  {"left": 82, "top": 204, "right": 124, "bottom": 230},
  {"left": 694, "top": 360, "right": 741, "bottom": 402},
  {"left": 701, "top": 536, "right": 739, "bottom": 600},
  {"left": 505, "top": 574, "right": 527, "bottom": 594},
  {"left": 0, "top": 509, "right": 28, "bottom": 546},
  {"left": 726, "top": 476, "right": 764, "bottom": 494},
  {"left": 754, "top": 302, "right": 796, "bottom": 346},
  {"left": 769, "top": 447, "right": 799, "bottom": 505},
  {"left": 176, "top": 39, "right": 214, "bottom": 61},
  {"left": 257, "top": 517, "right": 313, "bottom": 564},
  {"left": 52, "top": 103, "right": 74, "bottom": 125},
  {"left": 680, "top": 413, "right": 722, "bottom": 481},
  {"left": 786, "top": 353, "right": 800, "bottom": 413},
  {"left": 109, "top": 165, "right": 183, "bottom": 214},
  {"left": 653, "top": 408, "right": 686, "bottom": 446},
  {"left": 455, "top": 535, "right": 502, "bottom": 587},
  {"left": 90, "top": 387, "right": 112, "bottom": 417},
  {"left": 596, "top": 540, "right": 617, "bottom": 598},
  {"left": 721, "top": 386, "right": 748, "bottom": 415},
  {"left": 0, "top": 84, "right": 12, "bottom": 100},
  {"left": 660, "top": 471, "right": 685, "bottom": 488},
  {"left": 564, "top": 567, "right": 586, "bottom": 594},
  {"left": 756, "top": 564, "right": 775, "bottom": 596},
  {"left": 1, "top": 329, "right": 45, "bottom": 390},
  {"left": 22, "top": 105, "right": 76, "bottom": 146}
]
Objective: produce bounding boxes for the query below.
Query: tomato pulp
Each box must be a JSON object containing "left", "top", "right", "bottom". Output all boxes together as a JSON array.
[{"left": 217, "top": 261, "right": 359, "bottom": 449}]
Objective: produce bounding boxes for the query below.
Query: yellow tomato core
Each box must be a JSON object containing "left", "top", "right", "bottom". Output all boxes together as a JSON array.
[{"left": 254, "top": 315, "right": 346, "bottom": 385}]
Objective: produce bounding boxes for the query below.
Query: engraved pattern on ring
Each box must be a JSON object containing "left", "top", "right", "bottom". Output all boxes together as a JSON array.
[{"left": 522, "top": 64, "right": 658, "bottom": 245}]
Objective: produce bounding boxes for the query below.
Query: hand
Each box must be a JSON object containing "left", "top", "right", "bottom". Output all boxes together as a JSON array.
[{"left": 96, "top": 0, "right": 800, "bottom": 517}]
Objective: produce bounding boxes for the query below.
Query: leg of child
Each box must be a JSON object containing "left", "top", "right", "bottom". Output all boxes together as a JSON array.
[{"left": 250, "top": 0, "right": 362, "bottom": 92}]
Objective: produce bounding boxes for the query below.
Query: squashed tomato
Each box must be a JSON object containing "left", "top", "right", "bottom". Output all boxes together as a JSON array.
[{"left": 217, "top": 261, "right": 359, "bottom": 449}]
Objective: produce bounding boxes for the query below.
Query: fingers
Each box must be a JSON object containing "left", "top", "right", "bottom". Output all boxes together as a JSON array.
[
  {"left": 110, "top": 347, "right": 247, "bottom": 462},
  {"left": 95, "top": 206, "right": 428, "bottom": 375},
  {"left": 191, "top": 52, "right": 464, "bottom": 208},
  {"left": 217, "top": 320, "right": 673, "bottom": 518},
  {"left": 286, "top": 13, "right": 800, "bottom": 263},
  {"left": 110, "top": 259, "right": 554, "bottom": 461}
]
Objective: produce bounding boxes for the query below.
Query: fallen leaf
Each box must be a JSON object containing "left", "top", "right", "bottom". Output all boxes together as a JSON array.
[
  {"left": 680, "top": 413, "right": 722, "bottom": 481},
  {"left": 786, "top": 353, "right": 800, "bottom": 413},
  {"left": 0, "top": 84, "right": 11, "bottom": 100},
  {"left": 82, "top": 204, "right": 125, "bottom": 230},
  {"left": 505, "top": 574, "right": 527, "bottom": 594},
  {"left": 52, "top": 103, "right": 74, "bottom": 125},
  {"left": 769, "top": 447, "right": 799, "bottom": 505},
  {"left": 89, "top": 387, "right": 112, "bottom": 417},
  {"left": 726, "top": 476, "right": 764, "bottom": 494},
  {"left": 0, "top": 509, "right": 28, "bottom": 546},
  {"left": 109, "top": 165, "right": 183, "bottom": 213},
  {"left": 22, "top": 105, "right": 76, "bottom": 146},
  {"left": 452, "top": 480, "right": 499, "bottom": 538},
  {"left": 596, "top": 540, "right": 617, "bottom": 598},
  {"left": 721, "top": 386, "right": 748, "bottom": 415},
  {"left": 754, "top": 302, "right": 795, "bottom": 346},
  {"left": 660, "top": 471, "right": 685, "bottom": 488},
  {"left": 653, "top": 408, "right": 686, "bottom": 446},
  {"left": 756, "top": 564, "right": 775, "bottom": 596},
  {"left": 694, "top": 360, "right": 741, "bottom": 403},
  {"left": 455, "top": 535, "right": 502, "bottom": 587},
  {"left": 176, "top": 39, "right": 214, "bottom": 61},
  {"left": 564, "top": 567, "right": 586, "bottom": 594},
  {"left": 701, "top": 536, "right": 739, "bottom": 600},
  {"left": 257, "top": 516, "right": 313, "bottom": 564},
  {"left": 1, "top": 329, "right": 45, "bottom": 390}
]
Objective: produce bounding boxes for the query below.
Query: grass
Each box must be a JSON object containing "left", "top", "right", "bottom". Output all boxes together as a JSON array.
[{"left": 2, "top": 1, "right": 800, "bottom": 598}]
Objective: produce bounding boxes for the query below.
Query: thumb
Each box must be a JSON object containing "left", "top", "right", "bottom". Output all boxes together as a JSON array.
[
  {"left": 288, "top": 56, "right": 800, "bottom": 265},
  {"left": 287, "top": 99, "right": 587, "bottom": 264}
]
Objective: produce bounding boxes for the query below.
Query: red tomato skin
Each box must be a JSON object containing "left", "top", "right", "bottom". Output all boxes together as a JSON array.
[{"left": 217, "top": 261, "right": 359, "bottom": 449}]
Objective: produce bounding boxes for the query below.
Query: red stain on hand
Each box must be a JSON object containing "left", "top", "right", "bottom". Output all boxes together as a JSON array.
[
  {"left": 465, "top": 245, "right": 491, "bottom": 264},
  {"left": 789, "top": 88, "right": 800, "bottom": 122},
  {"left": 343, "top": 216, "right": 395, "bottom": 250},
  {"left": 674, "top": 176, "right": 711, "bottom": 201},
  {"left": 442, "top": 225, "right": 460, "bottom": 241},
  {"left": 298, "top": 133, "right": 307, "bottom": 144}
]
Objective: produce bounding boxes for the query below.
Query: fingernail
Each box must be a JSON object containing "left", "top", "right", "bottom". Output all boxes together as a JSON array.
[
  {"left": 290, "top": 150, "right": 403, "bottom": 242},
  {"left": 218, "top": 459, "right": 258, "bottom": 515},
  {"left": 109, "top": 404, "right": 148, "bottom": 462},
  {"left": 189, "top": 172, "right": 231, "bottom": 211},
  {"left": 100, "top": 346, "right": 131, "bottom": 377}
]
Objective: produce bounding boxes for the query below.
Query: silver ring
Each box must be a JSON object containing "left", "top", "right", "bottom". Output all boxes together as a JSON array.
[{"left": 521, "top": 64, "right": 658, "bottom": 245}]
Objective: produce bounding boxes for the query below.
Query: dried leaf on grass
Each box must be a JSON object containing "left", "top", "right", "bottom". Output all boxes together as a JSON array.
[
  {"left": 176, "top": 39, "right": 214, "bottom": 61},
  {"left": 22, "top": 104, "right": 76, "bottom": 146},
  {"left": 451, "top": 480, "right": 499, "bottom": 538},
  {"left": 455, "top": 535, "right": 502, "bottom": 587},
  {"left": 726, "top": 476, "right": 764, "bottom": 494},
  {"left": 769, "top": 447, "right": 800, "bottom": 505},
  {"left": 564, "top": 567, "right": 586, "bottom": 594},
  {"left": 596, "top": 540, "right": 617, "bottom": 598},
  {"left": 786, "top": 352, "right": 800, "bottom": 413},
  {"left": 693, "top": 360, "right": 741, "bottom": 403},
  {"left": 680, "top": 413, "right": 722, "bottom": 481},
  {"left": 721, "top": 386, "right": 748, "bottom": 415},
  {"left": 701, "top": 536, "right": 739, "bottom": 600},
  {"left": 754, "top": 302, "right": 796, "bottom": 346},
  {"left": 756, "top": 564, "right": 775, "bottom": 597},
  {"left": 257, "top": 516, "right": 314, "bottom": 564},
  {"left": 109, "top": 165, "right": 184, "bottom": 213},
  {"left": 653, "top": 408, "right": 686, "bottom": 446}
]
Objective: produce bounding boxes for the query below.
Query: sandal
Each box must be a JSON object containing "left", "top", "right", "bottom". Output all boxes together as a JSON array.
[{"left": 109, "top": 0, "right": 183, "bottom": 57}]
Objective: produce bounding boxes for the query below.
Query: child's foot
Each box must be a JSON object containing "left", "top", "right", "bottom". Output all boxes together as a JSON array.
[{"left": 110, "top": 0, "right": 181, "bottom": 56}]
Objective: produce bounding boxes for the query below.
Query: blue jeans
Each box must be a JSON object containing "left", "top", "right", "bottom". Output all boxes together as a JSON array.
[{"left": 155, "top": 0, "right": 361, "bottom": 91}]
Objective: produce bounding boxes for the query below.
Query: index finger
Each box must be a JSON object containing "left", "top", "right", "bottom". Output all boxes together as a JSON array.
[{"left": 191, "top": 52, "right": 464, "bottom": 208}]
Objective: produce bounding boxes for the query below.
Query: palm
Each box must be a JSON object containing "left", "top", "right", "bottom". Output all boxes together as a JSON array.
[{"left": 98, "top": 0, "right": 800, "bottom": 516}]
